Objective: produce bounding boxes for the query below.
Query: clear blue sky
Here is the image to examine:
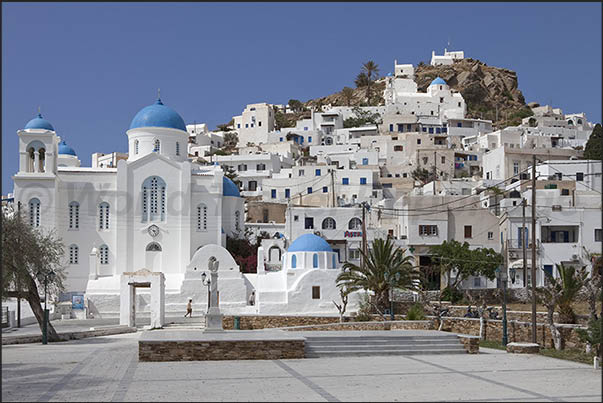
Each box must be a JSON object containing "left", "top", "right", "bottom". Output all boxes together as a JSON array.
[{"left": 2, "top": 2, "right": 601, "bottom": 194}]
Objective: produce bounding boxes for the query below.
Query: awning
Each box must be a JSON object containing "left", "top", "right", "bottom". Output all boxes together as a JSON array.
[{"left": 509, "top": 259, "right": 530, "bottom": 269}]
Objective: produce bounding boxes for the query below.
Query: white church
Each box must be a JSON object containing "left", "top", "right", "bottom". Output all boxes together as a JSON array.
[{"left": 12, "top": 98, "right": 354, "bottom": 317}]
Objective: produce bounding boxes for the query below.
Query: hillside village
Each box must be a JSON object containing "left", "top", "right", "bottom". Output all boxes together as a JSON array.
[{"left": 6, "top": 47, "right": 601, "bottom": 317}]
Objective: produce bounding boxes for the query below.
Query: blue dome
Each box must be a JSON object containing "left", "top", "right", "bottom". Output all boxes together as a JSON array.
[
  {"left": 24, "top": 113, "right": 55, "bottom": 131},
  {"left": 129, "top": 99, "right": 187, "bottom": 132},
  {"left": 223, "top": 176, "right": 240, "bottom": 197},
  {"left": 58, "top": 140, "right": 76, "bottom": 156},
  {"left": 288, "top": 234, "right": 333, "bottom": 253},
  {"left": 430, "top": 77, "right": 447, "bottom": 86}
]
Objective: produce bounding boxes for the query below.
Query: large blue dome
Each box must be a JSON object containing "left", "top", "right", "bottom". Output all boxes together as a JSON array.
[
  {"left": 58, "top": 140, "right": 76, "bottom": 156},
  {"left": 129, "top": 99, "right": 187, "bottom": 132},
  {"left": 288, "top": 234, "right": 333, "bottom": 253},
  {"left": 430, "top": 77, "right": 447, "bottom": 86},
  {"left": 24, "top": 113, "right": 55, "bottom": 131},
  {"left": 223, "top": 176, "right": 241, "bottom": 197}
]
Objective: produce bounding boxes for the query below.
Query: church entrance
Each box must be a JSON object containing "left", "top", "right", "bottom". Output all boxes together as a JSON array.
[{"left": 145, "top": 242, "right": 162, "bottom": 272}]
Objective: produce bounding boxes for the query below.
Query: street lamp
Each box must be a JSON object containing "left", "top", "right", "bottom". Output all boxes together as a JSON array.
[
  {"left": 384, "top": 271, "right": 401, "bottom": 320},
  {"left": 36, "top": 269, "right": 56, "bottom": 345},
  {"left": 201, "top": 272, "right": 210, "bottom": 313},
  {"left": 496, "top": 266, "right": 509, "bottom": 346}
]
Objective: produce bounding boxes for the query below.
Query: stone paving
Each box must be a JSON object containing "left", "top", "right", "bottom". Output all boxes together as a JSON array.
[{"left": 1, "top": 331, "right": 601, "bottom": 402}]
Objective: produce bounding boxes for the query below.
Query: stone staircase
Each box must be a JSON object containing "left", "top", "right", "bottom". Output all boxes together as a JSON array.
[
  {"left": 162, "top": 316, "right": 206, "bottom": 330},
  {"left": 304, "top": 333, "right": 466, "bottom": 357}
]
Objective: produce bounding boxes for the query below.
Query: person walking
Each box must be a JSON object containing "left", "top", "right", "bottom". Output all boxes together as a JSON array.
[{"left": 184, "top": 299, "right": 193, "bottom": 318}]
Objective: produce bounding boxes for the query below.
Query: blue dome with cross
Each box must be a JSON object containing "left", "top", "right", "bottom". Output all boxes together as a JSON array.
[
  {"left": 58, "top": 140, "right": 76, "bottom": 156},
  {"left": 25, "top": 113, "right": 55, "bottom": 131},
  {"left": 288, "top": 234, "right": 333, "bottom": 253},
  {"left": 129, "top": 98, "right": 187, "bottom": 132}
]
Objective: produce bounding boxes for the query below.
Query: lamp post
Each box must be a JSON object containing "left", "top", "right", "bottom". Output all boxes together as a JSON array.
[
  {"left": 384, "top": 272, "right": 401, "bottom": 320},
  {"left": 496, "top": 266, "right": 509, "bottom": 346},
  {"left": 36, "top": 269, "right": 56, "bottom": 345},
  {"left": 201, "top": 272, "right": 211, "bottom": 313}
]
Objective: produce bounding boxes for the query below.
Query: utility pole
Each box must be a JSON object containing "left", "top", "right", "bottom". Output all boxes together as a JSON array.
[
  {"left": 433, "top": 151, "right": 437, "bottom": 195},
  {"left": 531, "top": 154, "right": 537, "bottom": 344},
  {"left": 522, "top": 198, "right": 527, "bottom": 287},
  {"left": 331, "top": 169, "right": 336, "bottom": 208}
]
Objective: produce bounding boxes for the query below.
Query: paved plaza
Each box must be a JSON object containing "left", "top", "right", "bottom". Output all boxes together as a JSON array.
[{"left": 1, "top": 331, "right": 601, "bottom": 402}]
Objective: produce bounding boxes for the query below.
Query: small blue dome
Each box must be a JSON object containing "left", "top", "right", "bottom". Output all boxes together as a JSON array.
[
  {"left": 288, "top": 234, "right": 333, "bottom": 253},
  {"left": 430, "top": 77, "right": 447, "bottom": 86},
  {"left": 129, "top": 98, "right": 187, "bottom": 132},
  {"left": 58, "top": 140, "right": 76, "bottom": 156},
  {"left": 387, "top": 72, "right": 393, "bottom": 77},
  {"left": 223, "top": 176, "right": 240, "bottom": 197},
  {"left": 24, "top": 113, "right": 55, "bottom": 131}
]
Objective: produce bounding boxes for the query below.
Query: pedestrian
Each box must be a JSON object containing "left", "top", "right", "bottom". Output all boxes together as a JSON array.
[{"left": 184, "top": 299, "right": 193, "bottom": 317}]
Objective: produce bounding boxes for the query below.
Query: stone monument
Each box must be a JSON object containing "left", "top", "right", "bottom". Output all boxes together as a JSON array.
[{"left": 203, "top": 256, "right": 224, "bottom": 333}]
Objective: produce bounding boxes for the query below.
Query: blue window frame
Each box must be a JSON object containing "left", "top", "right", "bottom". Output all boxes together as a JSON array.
[
  {"left": 436, "top": 127, "right": 441, "bottom": 134},
  {"left": 332, "top": 254, "right": 336, "bottom": 268},
  {"left": 307, "top": 187, "right": 312, "bottom": 194},
  {"left": 304, "top": 127, "right": 308, "bottom": 131},
  {"left": 428, "top": 127, "right": 434, "bottom": 134},
  {"left": 315, "top": 169, "right": 321, "bottom": 176},
  {"left": 280, "top": 137, "right": 283, "bottom": 142},
  {"left": 360, "top": 177, "right": 367, "bottom": 185},
  {"left": 543, "top": 265, "right": 553, "bottom": 278},
  {"left": 313, "top": 254, "right": 319, "bottom": 268},
  {"left": 237, "top": 124, "right": 240, "bottom": 128},
  {"left": 389, "top": 124, "right": 393, "bottom": 132},
  {"left": 457, "top": 123, "right": 462, "bottom": 127},
  {"left": 322, "top": 186, "right": 328, "bottom": 193},
  {"left": 442, "top": 127, "right": 447, "bottom": 133},
  {"left": 422, "top": 127, "right": 427, "bottom": 132},
  {"left": 407, "top": 124, "right": 411, "bottom": 131},
  {"left": 271, "top": 189, "right": 277, "bottom": 199},
  {"left": 291, "top": 255, "right": 297, "bottom": 268},
  {"left": 308, "top": 136, "right": 312, "bottom": 142},
  {"left": 285, "top": 189, "right": 290, "bottom": 198},
  {"left": 397, "top": 124, "right": 403, "bottom": 133},
  {"left": 362, "top": 158, "right": 368, "bottom": 165},
  {"left": 342, "top": 178, "right": 349, "bottom": 185},
  {"left": 245, "top": 124, "right": 249, "bottom": 128}
]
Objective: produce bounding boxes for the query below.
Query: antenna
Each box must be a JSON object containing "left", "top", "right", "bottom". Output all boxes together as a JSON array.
[{"left": 157, "top": 88, "right": 161, "bottom": 101}]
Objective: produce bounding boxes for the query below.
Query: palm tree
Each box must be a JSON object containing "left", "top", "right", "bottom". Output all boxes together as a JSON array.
[
  {"left": 336, "top": 238, "right": 417, "bottom": 312},
  {"left": 556, "top": 263, "right": 589, "bottom": 324},
  {"left": 354, "top": 72, "right": 370, "bottom": 89},
  {"left": 341, "top": 87, "right": 355, "bottom": 106},
  {"left": 362, "top": 61, "right": 380, "bottom": 104}
]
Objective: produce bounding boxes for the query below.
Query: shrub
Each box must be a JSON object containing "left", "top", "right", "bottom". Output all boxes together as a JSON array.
[
  {"left": 576, "top": 318, "right": 601, "bottom": 356},
  {"left": 406, "top": 303, "right": 426, "bottom": 320},
  {"left": 441, "top": 287, "right": 464, "bottom": 304},
  {"left": 354, "top": 293, "right": 373, "bottom": 322}
]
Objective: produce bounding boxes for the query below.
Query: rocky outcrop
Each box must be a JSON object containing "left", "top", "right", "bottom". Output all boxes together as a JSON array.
[
  {"left": 414, "top": 58, "right": 533, "bottom": 127},
  {"left": 304, "top": 81, "right": 386, "bottom": 109}
]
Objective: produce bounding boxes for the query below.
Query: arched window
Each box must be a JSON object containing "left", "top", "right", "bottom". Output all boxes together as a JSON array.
[
  {"left": 69, "top": 201, "right": 80, "bottom": 229},
  {"left": 291, "top": 254, "right": 297, "bottom": 269},
  {"left": 176, "top": 142, "right": 180, "bottom": 156},
  {"left": 99, "top": 202, "right": 110, "bottom": 230},
  {"left": 322, "top": 217, "right": 336, "bottom": 230},
  {"left": 153, "top": 139, "right": 160, "bottom": 153},
  {"left": 146, "top": 242, "right": 162, "bottom": 251},
  {"left": 38, "top": 148, "right": 46, "bottom": 172},
  {"left": 235, "top": 211, "right": 241, "bottom": 232},
  {"left": 142, "top": 176, "right": 166, "bottom": 222},
  {"left": 25, "top": 140, "right": 45, "bottom": 173},
  {"left": 349, "top": 217, "right": 362, "bottom": 230},
  {"left": 313, "top": 253, "right": 319, "bottom": 268},
  {"left": 197, "top": 203, "right": 207, "bottom": 231},
  {"left": 99, "top": 244, "right": 109, "bottom": 265},
  {"left": 29, "top": 198, "right": 40, "bottom": 227},
  {"left": 577, "top": 119, "right": 583, "bottom": 124},
  {"left": 134, "top": 140, "right": 139, "bottom": 155},
  {"left": 69, "top": 244, "right": 79, "bottom": 264}
]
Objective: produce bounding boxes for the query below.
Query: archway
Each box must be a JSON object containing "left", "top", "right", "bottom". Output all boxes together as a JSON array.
[{"left": 145, "top": 242, "right": 162, "bottom": 272}]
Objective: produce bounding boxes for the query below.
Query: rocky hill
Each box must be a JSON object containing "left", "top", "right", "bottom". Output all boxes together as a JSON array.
[{"left": 304, "top": 58, "right": 533, "bottom": 128}]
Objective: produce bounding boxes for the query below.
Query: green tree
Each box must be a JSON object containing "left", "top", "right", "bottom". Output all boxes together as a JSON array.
[
  {"left": 336, "top": 238, "right": 417, "bottom": 312},
  {"left": 274, "top": 107, "right": 292, "bottom": 130},
  {"left": 223, "top": 131, "right": 238, "bottom": 150},
  {"left": 343, "top": 106, "right": 382, "bottom": 128},
  {"left": 576, "top": 318, "right": 601, "bottom": 356},
  {"left": 340, "top": 87, "right": 355, "bottom": 106},
  {"left": 429, "top": 240, "right": 501, "bottom": 295},
  {"left": 411, "top": 167, "right": 434, "bottom": 185},
  {"left": 2, "top": 207, "right": 66, "bottom": 342},
  {"left": 288, "top": 99, "right": 304, "bottom": 113},
  {"left": 216, "top": 119, "right": 234, "bottom": 132},
  {"left": 223, "top": 165, "right": 240, "bottom": 188},
  {"left": 556, "top": 263, "right": 589, "bottom": 324},
  {"left": 354, "top": 72, "right": 370, "bottom": 89},
  {"left": 362, "top": 61, "right": 380, "bottom": 103},
  {"left": 583, "top": 123, "right": 602, "bottom": 160}
]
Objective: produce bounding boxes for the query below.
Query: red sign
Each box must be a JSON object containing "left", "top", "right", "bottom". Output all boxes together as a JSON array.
[{"left": 344, "top": 231, "right": 363, "bottom": 238}]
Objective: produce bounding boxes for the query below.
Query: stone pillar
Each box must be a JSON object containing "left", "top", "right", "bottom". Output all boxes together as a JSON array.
[
  {"left": 120, "top": 278, "right": 136, "bottom": 327},
  {"left": 204, "top": 257, "right": 223, "bottom": 333},
  {"left": 150, "top": 273, "right": 165, "bottom": 329},
  {"left": 89, "top": 248, "right": 99, "bottom": 280},
  {"left": 34, "top": 151, "right": 40, "bottom": 173}
]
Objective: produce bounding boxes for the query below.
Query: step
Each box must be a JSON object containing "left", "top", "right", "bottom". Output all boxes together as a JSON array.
[
  {"left": 305, "top": 338, "right": 460, "bottom": 346},
  {"left": 305, "top": 349, "right": 467, "bottom": 358},
  {"left": 305, "top": 343, "right": 464, "bottom": 352}
]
